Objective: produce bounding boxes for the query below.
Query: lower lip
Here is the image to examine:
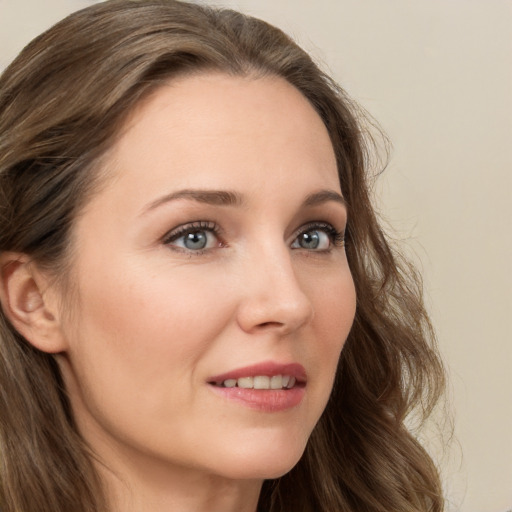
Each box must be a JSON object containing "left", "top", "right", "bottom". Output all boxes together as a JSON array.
[{"left": 209, "top": 385, "right": 305, "bottom": 412}]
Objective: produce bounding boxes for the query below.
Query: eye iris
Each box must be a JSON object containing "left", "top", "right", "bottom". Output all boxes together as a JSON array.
[
  {"left": 300, "top": 230, "right": 320, "bottom": 249},
  {"left": 184, "top": 231, "right": 208, "bottom": 250}
]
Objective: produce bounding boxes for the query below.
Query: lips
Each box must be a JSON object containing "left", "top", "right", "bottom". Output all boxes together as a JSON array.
[
  {"left": 208, "top": 361, "right": 307, "bottom": 387},
  {"left": 207, "top": 361, "right": 307, "bottom": 412},
  {"left": 218, "top": 375, "right": 297, "bottom": 390}
]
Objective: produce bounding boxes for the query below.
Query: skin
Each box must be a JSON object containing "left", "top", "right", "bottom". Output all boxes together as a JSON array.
[{"left": 52, "top": 73, "right": 356, "bottom": 512}]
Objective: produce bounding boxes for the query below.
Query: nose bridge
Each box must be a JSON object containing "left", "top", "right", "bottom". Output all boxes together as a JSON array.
[{"left": 236, "top": 237, "right": 314, "bottom": 334}]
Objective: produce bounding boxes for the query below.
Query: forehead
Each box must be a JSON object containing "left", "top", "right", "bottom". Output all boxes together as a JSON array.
[{"left": 93, "top": 73, "right": 339, "bottom": 211}]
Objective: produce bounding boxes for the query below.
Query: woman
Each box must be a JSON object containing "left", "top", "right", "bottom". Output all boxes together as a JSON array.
[{"left": 0, "top": 1, "right": 445, "bottom": 511}]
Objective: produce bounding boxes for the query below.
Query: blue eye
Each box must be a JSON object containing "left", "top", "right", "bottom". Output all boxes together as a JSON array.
[
  {"left": 294, "top": 230, "right": 329, "bottom": 250},
  {"left": 164, "top": 222, "right": 220, "bottom": 252},
  {"left": 291, "top": 223, "right": 344, "bottom": 251},
  {"left": 178, "top": 231, "right": 210, "bottom": 250}
]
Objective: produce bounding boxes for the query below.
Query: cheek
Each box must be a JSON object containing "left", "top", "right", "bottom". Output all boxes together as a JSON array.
[
  {"left": 77, "top": 259, "right": 230, "bottom": 351},
  {"left": 305, "top": 267, "right": 356, "bottom": 392},
  {"left": 311, "top": 260, "right": 355, "bottom": 332},
  {"left": 62, "top": 260, "right": 235, "bottom": 415}
]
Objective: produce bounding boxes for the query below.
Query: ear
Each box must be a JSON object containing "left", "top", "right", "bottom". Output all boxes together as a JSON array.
[{"left": 0, "top": 252, "right": 68, "bottom": 353}]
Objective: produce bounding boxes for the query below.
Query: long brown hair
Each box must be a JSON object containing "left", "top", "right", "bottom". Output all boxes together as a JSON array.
[{"left": 0, "top": 1, "right": 445, "bottom": 511}]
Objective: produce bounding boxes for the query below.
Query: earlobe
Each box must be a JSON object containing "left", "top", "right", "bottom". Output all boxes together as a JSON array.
[{"left": 0, "top": 253, "right": 67, "bottom": 354}]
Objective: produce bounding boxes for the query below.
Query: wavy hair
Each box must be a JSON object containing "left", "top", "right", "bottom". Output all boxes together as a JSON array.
[{"left": 0, "top": 1, "right": 445, "bottom": 511}]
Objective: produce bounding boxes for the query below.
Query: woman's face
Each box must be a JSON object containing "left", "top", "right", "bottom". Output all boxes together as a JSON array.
[{"left": 56, "top": 73, "right": 356, "bottom": 481}]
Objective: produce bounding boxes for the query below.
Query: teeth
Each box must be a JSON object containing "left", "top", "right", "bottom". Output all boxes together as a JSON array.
[
  {"left": 237, "top": 377, "right": 253, "bottom": 389},
  {"left": 220, "top": 375, "right": 296, "bottom": 389},
  {"left": 270, "top": 375, "right": 283, "bottom": 389},
  {"left": 253, "top": 376, "right": 270, "bottom": 389}
]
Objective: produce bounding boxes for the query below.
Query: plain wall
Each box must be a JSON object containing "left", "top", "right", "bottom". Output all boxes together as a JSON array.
[{"left": 1, "top": 1, "right": 511, "bottom": 511}]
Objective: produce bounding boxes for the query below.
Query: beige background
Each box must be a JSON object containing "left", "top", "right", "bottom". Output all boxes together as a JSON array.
[{"left": 1, "top": 1, "right": 511, "bottom": 511}]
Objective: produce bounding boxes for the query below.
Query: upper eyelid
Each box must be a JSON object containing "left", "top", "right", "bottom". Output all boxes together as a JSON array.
[
  {"left": 291, "top": 221, "right": 344, "bottom": 238},
  {"left": 162, "top": 221, "right": 221, "bottom": 243},
  {"left": 294, "top": 221, "right": 338, "bottom": 232},
  {"left": 163, "top": 220, "right": 340, "bottom": 236}
]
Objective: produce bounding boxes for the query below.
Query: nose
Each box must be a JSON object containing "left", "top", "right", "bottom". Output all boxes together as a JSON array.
[{"left": 235, "top": 244, "right": 314, "bottom": 336}]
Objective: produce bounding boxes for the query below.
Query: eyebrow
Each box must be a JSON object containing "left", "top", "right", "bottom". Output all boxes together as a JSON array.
[
  {"left": 302, "top": 190, "right": 346, "bottom": 208},
  {"left": 142, "top": 189, "right": 244, "bottom": 215},
  {"left": 141, "top": 187, "right": 346, "bottom": 215}
]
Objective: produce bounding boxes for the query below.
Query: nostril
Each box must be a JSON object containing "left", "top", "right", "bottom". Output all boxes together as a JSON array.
[{"left": 257, "top": 321, "right": 283, "bottom": 329}]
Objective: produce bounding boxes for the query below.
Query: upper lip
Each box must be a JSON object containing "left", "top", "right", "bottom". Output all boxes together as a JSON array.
[{"left": 208, "top": 361, "right": 307, "bottom": 385}]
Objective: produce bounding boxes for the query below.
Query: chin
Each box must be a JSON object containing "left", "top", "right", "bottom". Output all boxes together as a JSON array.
[
  {"left": 219, "top": 458, "right": 302, "bottom": 481},
  {"left": 211, "top": 435, "right": 308, "bottom": 481}
]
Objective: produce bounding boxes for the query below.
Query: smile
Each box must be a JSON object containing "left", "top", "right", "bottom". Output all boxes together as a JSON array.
[
  {"left": 207, "top": 362, "right": 307, "bottom": 412},
  {"left": 213, "top": 375, "right": 297, "bottom": 389}
]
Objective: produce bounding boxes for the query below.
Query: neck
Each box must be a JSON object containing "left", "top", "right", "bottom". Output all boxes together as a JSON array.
[{"left": 96, "top": 451, "right": 263, "bottom": 512}]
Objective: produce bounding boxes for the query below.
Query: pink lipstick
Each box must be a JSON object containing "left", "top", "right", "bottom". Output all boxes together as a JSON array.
[{"left": 207, "top": 361, "right": 306, "bottom": 412}]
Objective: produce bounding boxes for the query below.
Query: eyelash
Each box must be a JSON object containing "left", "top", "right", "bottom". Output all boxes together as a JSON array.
[
  {"left": 295, "top": 222, "right": 346, "bottom": 250},
  {"left": 162, "top": 221, "right": 345, "bottom": 255},
  {"left": 162, "top": 221, "right": 223, "bottom": 254}
]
